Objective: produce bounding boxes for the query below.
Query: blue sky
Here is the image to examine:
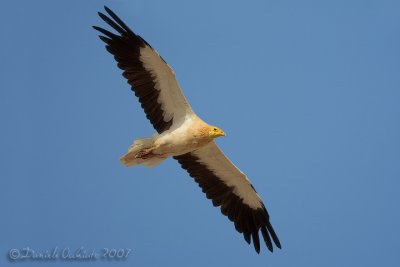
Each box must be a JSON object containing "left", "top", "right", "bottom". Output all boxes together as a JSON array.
[{"left": 1, "top": 0, "right": 400, "bottom": 266}]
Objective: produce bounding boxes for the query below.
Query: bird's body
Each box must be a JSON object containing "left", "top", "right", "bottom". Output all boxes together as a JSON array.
[
  {"left": 94, "top": 6, "right": 281, "bottom": 254},
  {"left": 120, "top": 115, "right": 223, "bottom": 167},
  {"left": 152, "top": 116, "right": 216, "bottom": 155}
]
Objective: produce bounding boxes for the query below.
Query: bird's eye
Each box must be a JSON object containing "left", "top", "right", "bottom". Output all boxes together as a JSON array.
[{"left": 214, "top": 128, "right": 217, "bottom": 131}]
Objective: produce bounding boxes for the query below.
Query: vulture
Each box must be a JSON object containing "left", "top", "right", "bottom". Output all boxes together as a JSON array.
[{"left": 93, "top": 6, "right": 281, "bottom": 253}]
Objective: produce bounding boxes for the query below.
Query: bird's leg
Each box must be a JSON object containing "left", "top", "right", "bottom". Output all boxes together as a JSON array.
[
  {"left": 135, "top": 148, "right": 168, "bottom": 160},
  {"left": 135, "top": 148, "right": 155, "bottom": 159}
]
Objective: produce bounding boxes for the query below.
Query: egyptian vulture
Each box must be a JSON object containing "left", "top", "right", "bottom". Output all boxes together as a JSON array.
[{"left": 93, "top": 6, "right": 281, "bottom": 254}]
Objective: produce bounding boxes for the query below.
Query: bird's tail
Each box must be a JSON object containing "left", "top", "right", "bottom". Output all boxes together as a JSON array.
[{"left": 119, "top": 137, "right": 165, "bottom": 167}]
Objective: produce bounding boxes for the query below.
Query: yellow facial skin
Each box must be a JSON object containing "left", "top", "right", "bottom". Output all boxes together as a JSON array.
[{"left": 209, "top": 126, "right": 226, "bottom": 138}]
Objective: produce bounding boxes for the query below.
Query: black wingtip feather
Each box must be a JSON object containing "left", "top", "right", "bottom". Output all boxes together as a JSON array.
[
  {"left": 98, "top": 12, "right": 126, "bottom": 35},
  {"left": 92, "top": 26, "right": 118, "bottom": 39},
  {"left": 267, "top": 221, "right": 282, "bottom": 249},
  {"left": 103, "top": 6, "right": 133, "bottom": 34},
  {"left": 98, "top": 35, "right": 111, "bottom": 44},
  {"left": 261, "top": 226, "right": 273, "bottom": 252},
  {"left": 104, "top": 5, "right": 112, "bottom": 13},
  {"left": 252, "top": 231, "right": 261, "bottom": 254},
  {"left": 243, "top": 232, "right": 251, "bottom": 245},
  {"left": 92, "top": 25, "right": 102, "bottom": 32}
]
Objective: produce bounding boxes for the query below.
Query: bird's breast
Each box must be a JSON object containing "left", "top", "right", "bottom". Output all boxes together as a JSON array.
[{"left": 153, "top": 128, "right": 211, "bottom": 156}]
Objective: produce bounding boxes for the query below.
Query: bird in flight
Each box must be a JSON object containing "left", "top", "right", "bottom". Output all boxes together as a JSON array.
[{"left": 93, "top": 6, "right": 281, "bottom": 254}]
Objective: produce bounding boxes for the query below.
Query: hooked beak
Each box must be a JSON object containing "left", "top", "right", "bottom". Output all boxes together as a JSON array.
[
  {"left": 218, "top": 130, "right": 226, "bottom": 137},
  {"left": 211, "top": 128, "right": 226, "bottom": 138}
]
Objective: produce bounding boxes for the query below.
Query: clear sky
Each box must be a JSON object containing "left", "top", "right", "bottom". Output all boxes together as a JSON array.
[{"left": 1, "top": 0, "right": 400, "bottom": 266}]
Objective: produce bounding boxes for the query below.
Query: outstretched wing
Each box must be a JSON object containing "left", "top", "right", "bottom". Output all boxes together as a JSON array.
[
  {"left": 93, "top": 6, "right": 194, "bottom": 133},
  {"left": 174, "top": 142, "right": 281, "bottom": 253}
]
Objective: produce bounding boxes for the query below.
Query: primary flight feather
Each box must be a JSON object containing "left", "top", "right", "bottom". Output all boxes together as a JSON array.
[{"left": 93, "top": 6, "right": 281, "bottom": 254}]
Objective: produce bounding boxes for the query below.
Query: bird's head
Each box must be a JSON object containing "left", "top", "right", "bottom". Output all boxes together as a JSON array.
[{"left": 208, "top": 126, "right": 226, "bottom": 138}]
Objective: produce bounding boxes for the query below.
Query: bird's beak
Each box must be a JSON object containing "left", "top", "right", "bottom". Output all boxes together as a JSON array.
[
  {"left": 211, "top": 129, "right": 226, "bottom": 138},
  {"left": 219, "top": 131, "right": 226, "bottom": 137}
]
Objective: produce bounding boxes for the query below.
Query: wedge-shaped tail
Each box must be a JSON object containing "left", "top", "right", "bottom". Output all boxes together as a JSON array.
[{"left": 119, "top": 137, "right": 166, "bottom": 167}]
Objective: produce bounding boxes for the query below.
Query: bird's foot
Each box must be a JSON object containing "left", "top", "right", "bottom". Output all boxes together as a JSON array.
[{"left": 135, "top": 148, "right": 155, "bottom": 159}]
